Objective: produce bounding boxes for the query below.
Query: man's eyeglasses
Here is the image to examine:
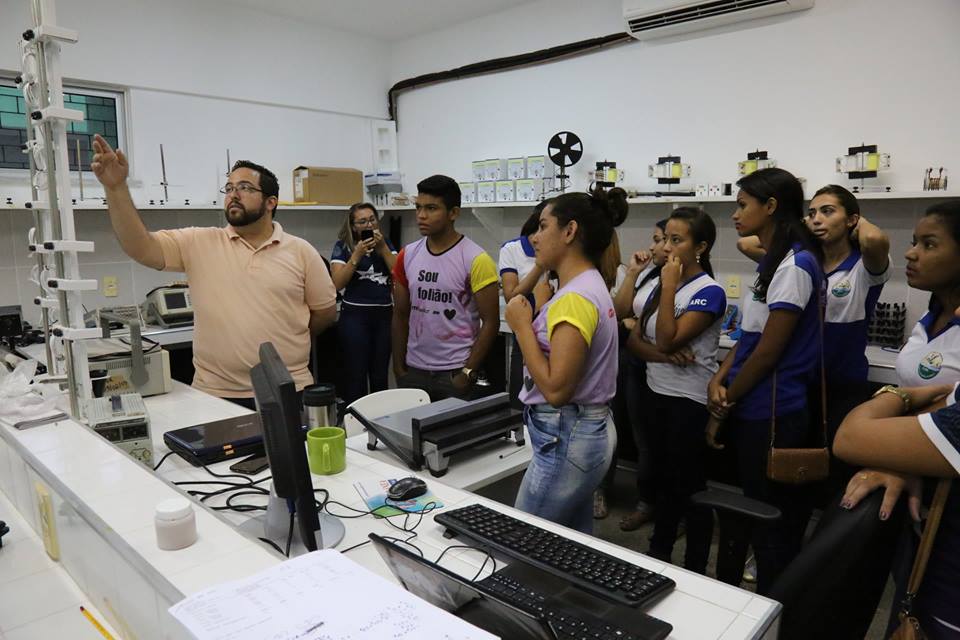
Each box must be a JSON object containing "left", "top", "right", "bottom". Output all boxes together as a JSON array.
[{"left": 220, "top": 182, "right": 262, "bottom": 196}]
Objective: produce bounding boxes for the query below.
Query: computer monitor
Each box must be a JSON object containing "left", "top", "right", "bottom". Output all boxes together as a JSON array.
[
  {"left": 251, "top": 342, "right": 319, "bottom": 552},
  {"left": 248, "top": 341, "right": 351, "bottom": 553}
]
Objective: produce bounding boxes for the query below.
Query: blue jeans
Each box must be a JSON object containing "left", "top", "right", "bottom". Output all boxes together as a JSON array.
[{"left": 515, "top": 404, "right": 616, "bottom": 534}]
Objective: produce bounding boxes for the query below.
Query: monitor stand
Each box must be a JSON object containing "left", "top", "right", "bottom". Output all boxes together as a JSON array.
[{"left": 237, "top": 483, "right": 345, "bottom": 555}]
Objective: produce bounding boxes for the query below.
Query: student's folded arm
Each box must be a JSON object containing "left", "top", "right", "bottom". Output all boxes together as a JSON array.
[
  {"left": 835, "top": 384, "right": 957, "bottom": 478},
  {"left": 626, "top": 320, "right": 669, "bottom": 363},
  {"left": 518, "top": 322, "right": 589, "bottom": 407}
]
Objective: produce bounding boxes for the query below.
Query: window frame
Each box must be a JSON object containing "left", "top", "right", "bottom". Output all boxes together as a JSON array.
[{"left": 0, "top": 75, "right": 129, "bottom": 176}]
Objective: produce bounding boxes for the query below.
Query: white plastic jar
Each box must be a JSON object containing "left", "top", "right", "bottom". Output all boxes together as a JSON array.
[{"left": 154, "top": 498, "right": 197, "bottom": 550}]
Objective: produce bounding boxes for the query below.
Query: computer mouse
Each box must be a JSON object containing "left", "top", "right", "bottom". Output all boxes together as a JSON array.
[{"left": 387, "top": 476, "right": 428, "bottom": 501}]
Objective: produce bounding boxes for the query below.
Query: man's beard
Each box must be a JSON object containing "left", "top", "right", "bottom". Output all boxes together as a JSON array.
[{"left": 225, "top": 201, "right": 267, "bottom": 227}]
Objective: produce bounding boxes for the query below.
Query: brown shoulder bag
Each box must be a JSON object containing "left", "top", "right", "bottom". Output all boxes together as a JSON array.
[
  {"left": 766, "top": 283, "right": 829, "bottom": 484},
  {"left": 890, "top": 479, "right": 952, "bottom": 640}
]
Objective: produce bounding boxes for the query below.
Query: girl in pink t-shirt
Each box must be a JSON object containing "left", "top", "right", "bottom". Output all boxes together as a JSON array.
[{"left": 505, "top": 188, "right": 625, "bottom": 534}]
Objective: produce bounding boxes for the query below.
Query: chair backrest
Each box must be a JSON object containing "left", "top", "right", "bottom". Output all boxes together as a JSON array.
[
  {"left": 342, "top": 388, "right": 431, "bottom": 437},
  {"left": 768, "top": 489, "right": 904, "bottom": 640}
]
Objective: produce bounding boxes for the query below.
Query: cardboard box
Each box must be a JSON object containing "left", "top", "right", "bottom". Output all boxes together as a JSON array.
[
  {"left": 496, "top": 180, "right": 515, "bottom": 202},
  {"left": 460, "top": 182, "right": 478, "bottom": 204},
  {"left": 293, "top": 166, "right": 363, "bottom": 205},
  {"left": 507, "top": 158, "right": 526, "bottom": 180},
  {"left": 484, "top": 159, "right": 508, "bottom": 182},
  {"left": 515, "top": 179, "right": 538, "bottom": 202},
  {"left": 526, "top": 156, "right": 548, "bottom": 179},
  {"left": 471, "top": 161, "right": 486, "bottom": 183},
  {"left": 477, "top": 182, "right": 496, "bottom": 203}
]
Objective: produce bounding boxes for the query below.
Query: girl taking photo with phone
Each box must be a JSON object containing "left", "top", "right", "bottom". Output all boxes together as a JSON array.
[{"left": 331, "top": 202, "right": 397, "bottom": 405}]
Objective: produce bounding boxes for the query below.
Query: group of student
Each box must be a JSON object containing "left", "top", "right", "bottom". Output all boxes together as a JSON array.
[{"left": 90, "top": 131, "right": 960, "bottom": 636}]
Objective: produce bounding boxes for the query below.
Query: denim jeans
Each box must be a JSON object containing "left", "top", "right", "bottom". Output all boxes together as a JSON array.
[{"left": 515, "top": 403, "right": 616, "bottom": 534}]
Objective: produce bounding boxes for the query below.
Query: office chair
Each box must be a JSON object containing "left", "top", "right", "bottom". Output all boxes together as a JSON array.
[
  {"left": 342, "top": 388, "right": 430, "bottom": 437},
  {"left": 692, "top": 486, "right": 903, "bottom": 640}
]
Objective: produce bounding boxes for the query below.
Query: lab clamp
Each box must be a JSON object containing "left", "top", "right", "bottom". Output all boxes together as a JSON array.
[{"left": 836, "top": 143, "right": 892, "bottom": 193}]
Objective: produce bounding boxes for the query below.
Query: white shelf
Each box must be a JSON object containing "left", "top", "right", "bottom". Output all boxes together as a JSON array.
[{"left": 2, "top": 190, "right": 951, "bottom": 214}]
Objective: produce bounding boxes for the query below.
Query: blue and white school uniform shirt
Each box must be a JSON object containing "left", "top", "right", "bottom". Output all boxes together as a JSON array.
[
  {"left": 727, "top": 246, "right": 824, "bottom": 421},
  {"left": 823, "top": 251, "right": 890, "bottom": 384},
  {"left": 916, "top": 382, "right": 960, "bottom": 632},
  {"left": 631, "top": 265, "right": 659, "bottom": 318},
  {"left": 642, "top": 272, "right": 726, "bottom": 405},
  {"left": 896, "top": 300, "right": 960, "bottom": 387},
  {"left": 498, "top": 235, "right": 537, "bottom": 281}
]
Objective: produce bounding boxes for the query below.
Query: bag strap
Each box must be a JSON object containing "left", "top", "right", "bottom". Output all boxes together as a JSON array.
[
  {"left": 769, "top": 275, "right": 828, "bottom": 449},
  {"left": 903, "top": 479, "right": 952, "bottom": 609},
  {"left": 817, "top": 282, "right": 828, "bottom": 446}
]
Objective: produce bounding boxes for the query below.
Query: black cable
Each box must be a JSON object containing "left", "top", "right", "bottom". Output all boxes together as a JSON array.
[
  {"left": 284, "top": 511, "right": 295, "bottom": 557},
  {"left": 388, "top": 31, "right": 633, "bottom": 124},
  {"left": 434, "top": 544, "right": 498, "bottom": 581},
  {"left": 152, "top": 451, "right": 175, "bottom": 471},
  {"left": 258, "top": 537, "right": 285, "bottom": 555}
]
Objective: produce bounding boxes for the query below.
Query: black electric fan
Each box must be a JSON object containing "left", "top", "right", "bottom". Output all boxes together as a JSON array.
[{"left": 547, "top": 131, "right": 583, "bottom": 194}]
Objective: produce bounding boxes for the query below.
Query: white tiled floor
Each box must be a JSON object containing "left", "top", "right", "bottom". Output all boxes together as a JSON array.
[{"left": 0, "top": 491, "right": 120, "bottom": 640}]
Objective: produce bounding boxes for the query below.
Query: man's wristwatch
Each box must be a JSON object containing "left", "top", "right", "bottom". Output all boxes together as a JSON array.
[
  {"left": 872, "top": 384, "right": 911, "bottom": 414},
  {"left": 460, "top": 367, "right": 478, "bottom": 382}
]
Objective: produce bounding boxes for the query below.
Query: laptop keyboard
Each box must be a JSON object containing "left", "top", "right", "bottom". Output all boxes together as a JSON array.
[{"left": 480, "top": 573, "right": 648, "bottom": 640}]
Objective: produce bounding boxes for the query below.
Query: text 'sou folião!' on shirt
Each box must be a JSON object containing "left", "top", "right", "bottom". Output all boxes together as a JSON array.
[
  {"left": 393, "top": 236, "right": 498, "bottom": 371},
  {"left": 896, "top": 299, "right": 960, "bottom": 387}
]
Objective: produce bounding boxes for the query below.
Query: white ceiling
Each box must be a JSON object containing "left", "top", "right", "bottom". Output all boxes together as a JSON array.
[{"left": 198, "top": 0, "right": 539, "bottom": 41}]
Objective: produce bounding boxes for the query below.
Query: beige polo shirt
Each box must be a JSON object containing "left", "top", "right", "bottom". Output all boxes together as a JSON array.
[{"left": 154, "top": 222, "right": 336, "bottom": 398}]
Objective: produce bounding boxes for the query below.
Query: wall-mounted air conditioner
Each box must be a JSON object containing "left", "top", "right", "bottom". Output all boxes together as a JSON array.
[{"left": 623, "top": 0, "right": 814, "bottom": 41}]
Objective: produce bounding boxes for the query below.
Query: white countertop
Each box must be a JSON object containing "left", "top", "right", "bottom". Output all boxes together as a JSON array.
[{"left": 0, "top": 380, "right": 781, "bottom": 639}]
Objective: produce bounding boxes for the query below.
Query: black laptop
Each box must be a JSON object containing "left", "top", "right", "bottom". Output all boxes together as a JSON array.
[
  {"left": 369, "top": 533, "right": 672, "bottom": 640},
  {"left": 163, "top": 413, "right": 264, "bottom": 466}
]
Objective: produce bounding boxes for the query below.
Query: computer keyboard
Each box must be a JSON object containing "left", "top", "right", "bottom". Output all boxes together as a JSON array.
[
  {"left": 480, "top": 572, "right": 654, "bottom": 640},
  {"left": 435, "top": 504, "right": 675, "bottom": 608}
]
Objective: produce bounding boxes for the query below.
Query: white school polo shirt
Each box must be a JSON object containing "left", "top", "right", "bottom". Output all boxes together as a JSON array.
[
  {"left": 641, "top": 272, "right": 726, "bottom": 405},
  {"left": 896, "top": 301, "right": 960, "bottom": 387}
]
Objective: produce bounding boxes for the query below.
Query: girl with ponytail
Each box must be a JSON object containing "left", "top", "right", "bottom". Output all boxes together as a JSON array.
[
  {"left": 505, "top": 187, "right": 626, "bottom": 533},
  {"left": 626, "top": 207, "right": 725, "bottom": 572}
]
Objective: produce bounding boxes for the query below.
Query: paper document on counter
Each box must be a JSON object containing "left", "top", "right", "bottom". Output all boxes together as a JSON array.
[{"left": 168, "top": 549, "right": 496, "bottom": 640}]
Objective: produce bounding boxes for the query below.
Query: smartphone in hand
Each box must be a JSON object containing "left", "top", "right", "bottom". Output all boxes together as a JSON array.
[{"left": 360, "top": 229, "right": 375, "bottom": 242}]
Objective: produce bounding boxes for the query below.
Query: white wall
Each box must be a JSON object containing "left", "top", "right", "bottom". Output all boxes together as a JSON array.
[
  {"left": 0, "top": 0, "right": 392, "bottom": 319},
  {"left": 387, "top": 0, "right": 960, "bottom": 332},
  {"left": 389, "top": 0, "right": 960, "bottom": 194},
  {"left": 0, "top": 0, "right": 392, "bottom": 203}
]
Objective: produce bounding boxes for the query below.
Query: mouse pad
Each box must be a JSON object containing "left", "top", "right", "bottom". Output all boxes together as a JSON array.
[{"left": 355, "top": 478, "right": 444, "bottom": 516}]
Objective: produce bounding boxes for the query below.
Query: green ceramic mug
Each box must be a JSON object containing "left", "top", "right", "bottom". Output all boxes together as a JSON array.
[{"left": 306, "top": 427, "right": 346, "bottom": 475}]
